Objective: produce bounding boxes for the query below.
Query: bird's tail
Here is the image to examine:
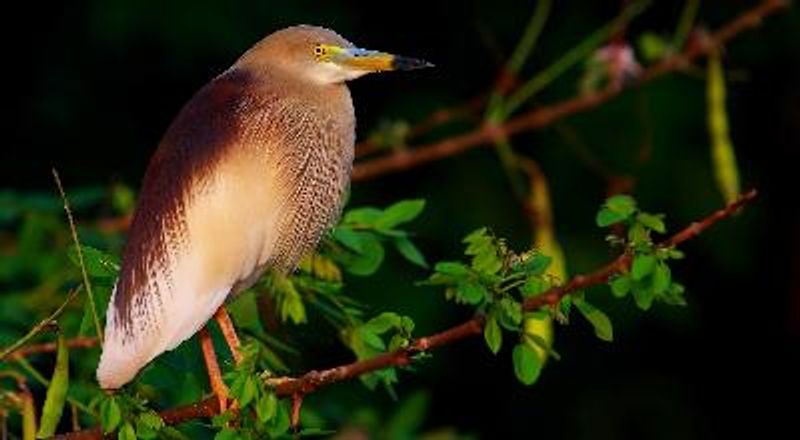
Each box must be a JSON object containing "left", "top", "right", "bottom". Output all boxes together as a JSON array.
[{"left": 96, "top": 282, "right": 232, "bottom": 389}]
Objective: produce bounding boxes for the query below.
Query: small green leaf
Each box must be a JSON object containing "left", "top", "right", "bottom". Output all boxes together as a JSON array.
[
  {"left": 255, "top": 392, "right": 278, "bottom": 423},
  {"left": 463, "top": 228, "right": 502, "bottom": 275},
  {"left": 339, "top": 232, "right": 385, "bottom": 276},
  {"left": 610, "top": 275, "right": 631, "bottom": 298},
  {"left": 627, "top": 222, "right": 649, "bottom": 244},
  {"left": 632, "top": 254, "right": 657, "bottom": 280},
  {"left": 575, "top": 299, "right": 613, "bottom": 342},
  {"left": 596, "top": 208, "right": 628, "bottom": 227},
  {"left": 520, "top": 254, "right": 552, "bottom": 275},
  {"left": 67, "top": 245, "right": 119, "bottom": 278},
  {"left": 360, "top": 329, "right": 386, "bottom": 351},
  {"left": 596, "top": 195, "right": 636, "bottom": 227},
  {"left": 484, "top": 316, "right": 502, "bottom": 354},
  {"left": 375, "top": 199, "right": 425, "bottom": 229},
  {"left": 458, "top": 282, "right": 487, "bottom": 305},
  {"left": 363, "top": 312, "right": 402, "bottom": 334},
  {"left": 343, "top": 207, "right": 383, "bottom": 227},
  {"left": 434, "top": 261, "right": 469, "bottom": 278},
  {"left": 512, "top": 343, "right": 542, "bottom": 385},
  {"left": 606, "top": 195, "right": 636, "bottom": 214},
  {"left": 499, "top": 298, "right": 522, "bottom": 327},
  {"left": 119, "top": 422, "right": 136, "bottom": 440},
  {"left": 637, "top": 212, "right": 666, "bottom": 233},
  {"left": 36, "top": 333, "right": 70, "bottom": 438},
  {"left": 638, "top": 32, "right": 670, "bottom": 61},
  {"left": 99, "top": 397, "right": 122, "bottom": 434},
  {"left": 394, "top": 237, "right": 428, "bottom": 268},
  {"left": 265, "top": 401, "right": 291, "bottom": 437},
  {"left": 662, "top": 282, "right": 687, "bottom": 306},
  {"left": 632, "top": 285, "right": 655, "bottom": 310},
  {"left": 134, "top": 411, "right": 164, "bottom": 440},
  {"left": 239, "top": 375, "right": 258, "bottom": 408},
  {"left": 332, "top": 227, "right": 364, "bottom": 252},
  {"left": 652, "top": 263, "right": 671, "bottom": 295},
  {"left": 521, "top": 276, "right": 548, "bottom": 298},
  {"left": 214, "top": 429, "right": 241, "bottom": 440}
]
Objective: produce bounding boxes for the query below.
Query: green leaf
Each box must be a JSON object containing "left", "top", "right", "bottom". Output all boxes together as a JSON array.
[
  {"left": 394, "top": 236, "right": 428, "bottom": 268},
  {"left": 363, "top": 312, "right": 402, "bottom": 334},
  {"left": 375, "top": 199, "right": 425, "bottom": 229},
  {"left": 343, "top": 207, "right": 383, "bottom": 226},
  {"left": 512, "top": 343, "right": 542, "bottom": 385},
  {"left": 663, "top": 282, "right": 687, "bottom": 306},
  {"left": 484, "top": 316, "right": 502, "bottom": 354},
  {"left": 627, "top": 222, "right": 649, "bottom": 245},
  {"left": 360, "top": 329, "right": 386, "bottom": 351},
  {"left": 596, "top": 208, "right": 627, "bottom": 227},
  {"left": 239, "top": 375, "right": 258, "bottom": 408},
  {"left": 36, "top": 333, "right": 69, "bottom": 438},
  {"left": 632, "top": 285, "right": 655, "bottom": 310},
  {"left": 338, "top": 232, "right": 385, "bottom": 276},
  {"left": 498, "top": 298, "right": 523, "bottom": 327},
  {"left": 637, "top": 212, "right": 666, "bottom": 233},
  {"left": 596, "top": 195, "right": 636, "bottom": 227},
  {"left": 520, "top": 254, "right": 552, "bottom": 275},
  {"left": 521, "top": 276, "right": 548, "bottom": 298},
  {"left": 463, "top": 228, "right": 502, "bottom": 275},
  {"left": 610, "top": 275, "right": 631, "bottom": 298},
  {"left": 638, "top": 32, "right": 670, "bottom": 61},
  {"left": 457, "top": 281, "right": 487, "bottom": 305},
  {"left": 434, "top": 261, "right": 469, "bottom": 279},
  {"left": 118, "top": 422, "right": 136, "bottom": 440},
  {"left": 66, "top": 245, "right": 119, "bottom": 278},
  {"left": 214, "top": 429, "right": 242, "bottom": 440},
  {"left": 255, "top": 392, "right": 278, "bottom": 423},
  {"left": 632, "top": 254, "right": 657, "bottom": 280},
  {"left": 652, "top": 263, "right": 671, "bottom": 295},
  {"left": 134, "top": 411, "right": 164, "bottom": 440},
  {"left": 265, "top": 401, "right": 291, "bottom": 437},
  {"left": 99, "top": 396, "right": 122, "bottom": 434},
  {"left": 606, "top": 195, "right": 636, "bottom": 214},
  {"left": 332, "top": 227, "right": 364, "bottom": 252},
  {"left": 574, "top": 299, "right": 613, "bottom": 342}
]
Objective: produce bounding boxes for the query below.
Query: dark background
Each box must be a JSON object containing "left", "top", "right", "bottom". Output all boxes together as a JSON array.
[{"left": 3, "top": 1, "right": 799, "bottom": 438}]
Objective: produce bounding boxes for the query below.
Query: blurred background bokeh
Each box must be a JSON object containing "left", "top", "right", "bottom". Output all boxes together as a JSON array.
[{"left": 2, "top": 1, "right": 798, "bottom": 438}]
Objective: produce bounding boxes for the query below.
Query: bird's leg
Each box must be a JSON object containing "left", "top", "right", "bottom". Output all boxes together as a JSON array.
[
  {"left": 199, "top": 327, "right": 229, "bottom": 412},
  {"left": 214, "top": 307, "right": 243, "bottom": 365}
]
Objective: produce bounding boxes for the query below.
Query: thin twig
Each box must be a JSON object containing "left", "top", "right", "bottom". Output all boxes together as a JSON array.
[
  {"left": 55, "top": 190, "right": 758, "bottom": 439},
  {"left": 8, "top": 337, "right": 98, "bottom": 360},
  {"left": 52, "top": 169, "right": 103, "bottom": 344},
  {"left": 0, "top": 289, "right": 79, "bottom": 361},
  {"left": 351, "top": 0, "right": 789, "bottom": 182}
]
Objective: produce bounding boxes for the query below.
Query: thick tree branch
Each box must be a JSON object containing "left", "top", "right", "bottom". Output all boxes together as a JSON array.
[
  {"left": 351, "top": 0, "right": 788, "bottom": 182},
  {"left": 56, "top": 190, "right": 758, "bottom": 440}
]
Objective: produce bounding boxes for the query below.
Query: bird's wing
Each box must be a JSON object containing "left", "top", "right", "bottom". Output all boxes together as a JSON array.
[{"left": 97, "top": 69, "right": 281, "bottom": 389}]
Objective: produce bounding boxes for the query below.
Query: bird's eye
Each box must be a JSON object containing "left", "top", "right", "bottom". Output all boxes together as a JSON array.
[{"left": 313, "top": 45, "right": 326, "bottom": 58}]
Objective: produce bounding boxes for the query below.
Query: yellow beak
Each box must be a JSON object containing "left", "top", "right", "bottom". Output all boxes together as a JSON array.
[{"left": 319, "top": 45, "right": 433, "bottom": 72}]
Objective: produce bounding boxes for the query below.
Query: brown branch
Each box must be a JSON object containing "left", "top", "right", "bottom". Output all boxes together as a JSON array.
[
  {"left": 351, "top": 0, "right": 789, "bottom": 182},
  {"left": 56, "top": 190, "right": 758, "bottom": 440},
  {"left": 8, "top": 337, "right": 98, "bottom": 360}
]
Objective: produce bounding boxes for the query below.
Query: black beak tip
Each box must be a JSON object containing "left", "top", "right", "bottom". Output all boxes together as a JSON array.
[{"left": 392, "top": 56, "right": 435, "bottom": 71}]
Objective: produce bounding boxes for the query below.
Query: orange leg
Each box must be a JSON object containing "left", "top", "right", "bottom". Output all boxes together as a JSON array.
[
  {"left": 199, "top": 327, "right": 229, "bottom": 412},
  {"left": 214, "top": 307, "right": 243, "bottom": 365}
]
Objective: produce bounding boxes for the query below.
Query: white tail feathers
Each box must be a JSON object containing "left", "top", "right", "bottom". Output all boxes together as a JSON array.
[{"left": 96, "top": 282, "right": 232, "bottom": 390}]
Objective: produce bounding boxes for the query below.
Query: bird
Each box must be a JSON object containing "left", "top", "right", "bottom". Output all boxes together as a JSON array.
[{"left": 96, "top": 25, "right": 432, "bottom": 406}]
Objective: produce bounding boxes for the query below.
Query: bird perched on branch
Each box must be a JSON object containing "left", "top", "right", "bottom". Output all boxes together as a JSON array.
[{"left": 96, "top": 25, "right": 431, "bottom": 408}]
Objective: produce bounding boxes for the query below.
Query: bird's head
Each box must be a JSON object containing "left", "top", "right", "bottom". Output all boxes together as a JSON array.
[{"left": 239, "top": 25, "right": 433, "bottom": 85}]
